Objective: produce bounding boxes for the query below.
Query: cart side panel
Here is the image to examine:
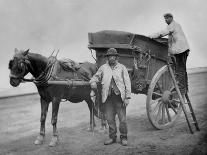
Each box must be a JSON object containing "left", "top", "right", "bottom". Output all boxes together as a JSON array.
[
  {"left": 88, "top": 30, "right": 169, "bottom": 95},
  {"left": 131, "top": 35, "right": 168, "bottom": 82}
]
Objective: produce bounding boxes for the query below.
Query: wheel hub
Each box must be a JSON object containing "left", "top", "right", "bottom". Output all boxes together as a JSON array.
[{"left": 162, "top": 90, "right": 172, "bottom": 104}]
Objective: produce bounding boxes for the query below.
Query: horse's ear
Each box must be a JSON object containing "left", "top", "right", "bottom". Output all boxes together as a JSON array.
[
  {"left": 14, "top": 48, "right": 18, "bottom": 53},
  {"left": 23, "top": 49, "right": 29, "bottom": 56}
]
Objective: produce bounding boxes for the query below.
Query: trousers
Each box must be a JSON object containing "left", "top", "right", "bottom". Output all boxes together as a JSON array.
[
  {"left": 104, "top": 91, "right": 127, "bottom": 140},
  {"left": 174, "top": 50, "right": 189, "bottom": 95}
]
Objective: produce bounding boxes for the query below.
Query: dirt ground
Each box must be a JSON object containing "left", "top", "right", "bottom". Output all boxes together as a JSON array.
[{"left": 0, "top": 72, "right": 207, "bottom": 155}]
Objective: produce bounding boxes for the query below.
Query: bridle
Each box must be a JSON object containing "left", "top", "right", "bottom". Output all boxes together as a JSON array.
[
  {"left": 9, "top": 56, "right": 33, "bottom": 81},
  {"left": 10, "top": 55, "right": 56, "bottom": 86}
]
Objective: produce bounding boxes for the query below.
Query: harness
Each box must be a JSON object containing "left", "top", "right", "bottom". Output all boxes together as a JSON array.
[
  {"left": 20, "top": 56, "right": 57, "bottom": 86},
  {"left": 58, "top": 59, "right": 91, "bottom": 81},
  {"left": 21, "top": 56, "right": 92, "bottom": 87},
  {"left": 33, "top": 57, "right": 57, "bottom": 86}
]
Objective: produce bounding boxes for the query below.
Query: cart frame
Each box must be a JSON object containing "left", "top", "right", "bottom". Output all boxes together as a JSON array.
[{"left": 88, "top": 30, "right": 199, "bottom": 133}]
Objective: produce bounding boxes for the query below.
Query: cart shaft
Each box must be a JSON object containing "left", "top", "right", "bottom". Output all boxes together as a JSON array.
[{"left": 47, "top": 80, "right": 90, "bottom": 86}]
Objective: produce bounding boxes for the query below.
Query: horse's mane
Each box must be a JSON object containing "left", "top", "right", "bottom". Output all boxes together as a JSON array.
[
  {"left": 28, "top": 52, "right": 48, "bottom": 61},
  {"left": 24, "top": 52, "right": 50, "bottom": 76}
]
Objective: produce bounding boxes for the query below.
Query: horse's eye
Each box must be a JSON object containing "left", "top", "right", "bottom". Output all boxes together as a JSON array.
[
  {"left": 20, "top": 62, "right": 24, "bottom": 68},
  {"left": 9, "top": 60, "right": 13, "bottom": 69},
  {"left": 18, "top": 62, "right": 24, "bottom": 71}
]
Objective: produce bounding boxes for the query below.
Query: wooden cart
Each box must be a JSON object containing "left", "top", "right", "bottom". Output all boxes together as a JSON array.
[{"left": 88, "top": 30, "right": 199, "bottom": 133}]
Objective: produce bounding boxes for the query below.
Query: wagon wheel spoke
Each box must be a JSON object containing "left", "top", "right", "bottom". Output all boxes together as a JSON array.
[
  {"left": 165, "top": 104, "right": 172, "bottom": 122},
  {"left": 170, "top": 88, "right": 176, "bottom": 93},
  {"left": 172, "top": 99, "right": 181, "bottom": 103},
  {"left": 168, "top": 102, "right": 178, "bottom": 114},
  {"left": 156, "top": 82, "right": 163, "bottom": 93},
  {"left": 155, "top": 103, "right": 163, "bottom": 122},
  {"left": 152, "top": 92, "right": 162, "bottom": 97},
  {"left": 161, "top": 104, "right": 166, "bottom": 124},
  {"left": 152, "top": 100, "right": 161, "bottom": 114},
  {"left": 151, "top": 98, "right": 161, "bottom": 105}
]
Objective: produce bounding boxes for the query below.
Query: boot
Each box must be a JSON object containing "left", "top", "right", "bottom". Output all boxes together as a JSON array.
[
  {"left": 104, "top": 138, "right": 116, "bottom": 145},
  {"left": 121, "top": 138, "right": 127, "bottom": 146}
]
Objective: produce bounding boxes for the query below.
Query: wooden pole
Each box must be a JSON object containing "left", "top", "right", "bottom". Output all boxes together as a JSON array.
[
  {"left": 47, "top": 80, "right": 90, "bottom": 86},
  {"left": 168, "top": 65, "right": 193, "bottom": 134}
]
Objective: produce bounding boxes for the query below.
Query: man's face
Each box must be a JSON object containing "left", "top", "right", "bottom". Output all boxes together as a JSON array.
[
  {"left": 107, "top": 55, "right": 117, "bottom": 65},
  {"left": 164, "top": 16, "right": 173, "bottom": 25}
]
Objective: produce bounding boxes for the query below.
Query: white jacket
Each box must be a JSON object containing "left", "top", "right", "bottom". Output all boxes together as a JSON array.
[
  {"left": 151, "top": 20, "right": 190, "bottom": 54},
  {"left": 90, "top": 62, "right": 131, "bottom": 103}
]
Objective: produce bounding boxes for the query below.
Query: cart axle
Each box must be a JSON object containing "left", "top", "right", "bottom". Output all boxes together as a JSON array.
[{"left": 162, "top": 90, "right": 172, "bottom": 104}]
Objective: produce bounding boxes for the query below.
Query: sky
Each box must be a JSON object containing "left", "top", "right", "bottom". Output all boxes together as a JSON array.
[{"left": 0, "top": 0, "right": 207, "bottom": 90}]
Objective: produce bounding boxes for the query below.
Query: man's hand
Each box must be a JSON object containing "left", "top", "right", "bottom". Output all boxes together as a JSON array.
[
  {"left": 124, "top": 99, "right": 130, "bottom": 107},
  {"left": 90, "top": 82, "right": 97, "bottom": 90}
]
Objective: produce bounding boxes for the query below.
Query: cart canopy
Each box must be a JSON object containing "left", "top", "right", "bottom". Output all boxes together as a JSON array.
[{"left": 88, "top": 30, "right": 167, "bottom": 49}]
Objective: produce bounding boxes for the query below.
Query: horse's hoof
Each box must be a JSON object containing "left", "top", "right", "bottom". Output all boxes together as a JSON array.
[
  {"left": 34, "top": 135, "right": 44, "bottom": 145},
  {"left": 49, "top": 136, "right": 59, "bottom": 147}
]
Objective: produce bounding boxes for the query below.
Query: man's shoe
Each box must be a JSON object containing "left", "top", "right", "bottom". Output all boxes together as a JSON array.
[
  {"left": 121, "top": 139, "right": 127, "bottom": 146},
  {"left": 104, "top": 138, "right": 116, "bottom": 145}
]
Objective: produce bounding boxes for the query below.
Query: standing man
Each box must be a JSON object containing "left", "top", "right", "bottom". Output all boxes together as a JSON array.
[
  {"left": 90, "top": 48, "right": 131, "bottom": 146},
  {"left": 150, "top": 13, "right": 190, "bottom": 96}
]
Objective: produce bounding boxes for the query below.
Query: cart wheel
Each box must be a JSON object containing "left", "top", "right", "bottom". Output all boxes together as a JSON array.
[{"left": 146, "top": 65, "right": 182, "bottom": 129}]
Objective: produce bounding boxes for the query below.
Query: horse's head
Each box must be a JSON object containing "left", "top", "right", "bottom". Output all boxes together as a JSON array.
[{"left": 9, "top": 48, "right": 30, "bottom": 87}]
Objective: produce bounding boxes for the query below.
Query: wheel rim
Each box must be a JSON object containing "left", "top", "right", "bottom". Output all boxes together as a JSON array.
[{"left": 146, "top": 65, "right": 182, "bottom": 129}]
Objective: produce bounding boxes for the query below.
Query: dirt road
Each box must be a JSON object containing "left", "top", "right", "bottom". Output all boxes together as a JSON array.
[{"left": 0, "top": 72, "right": 207, "bottom": 155}]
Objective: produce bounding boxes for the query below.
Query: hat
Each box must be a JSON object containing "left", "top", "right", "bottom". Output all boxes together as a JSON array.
[
  {"left": 105, "top": 48, "right": 119, "bottom": 57},
  {"left": 163, "top": 13, "right": 173, "bottom": 18}
]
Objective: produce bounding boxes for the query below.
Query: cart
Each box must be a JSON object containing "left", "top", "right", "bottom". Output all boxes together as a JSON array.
[{"left": 88, "top": 30, "right": 199, "bottom": 133}]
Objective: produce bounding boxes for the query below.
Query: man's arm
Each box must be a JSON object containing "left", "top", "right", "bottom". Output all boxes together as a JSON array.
[
  {"left": 122, "top": 66, "right": 131, "bottom": 99},
  {"left": 89, "top": 66, "right": 103, "bottom": 87},
  {"left": 149, "top": 27, "right": 173, "bottom": 39}
]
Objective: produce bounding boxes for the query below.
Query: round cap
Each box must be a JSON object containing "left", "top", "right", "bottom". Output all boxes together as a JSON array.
[
  {"left": 105, "top": 48, "right": 119, "bottom": 57},
  {"left": 163, "top": 13, "right": 173, "bottom": 18}
]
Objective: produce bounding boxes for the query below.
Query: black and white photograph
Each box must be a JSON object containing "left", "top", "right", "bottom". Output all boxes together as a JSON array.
[{"left": 0, "top": 0, "right": 207, "bottom": 154}]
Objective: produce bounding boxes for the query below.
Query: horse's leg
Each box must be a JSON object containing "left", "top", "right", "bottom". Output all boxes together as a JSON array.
[
  {"left": 34, "top": 98, "right": 49, "bottom": 145},
  {"left": 49, "top": 97, "right": 61, "bottom": 147},
  {"left": 86, "top": 99, "right": 96, "bottom": 131},
  {"left": 101, "top": 115, "right": 107, "bottom": 130},
  {"left": 98, "top": 109, "right": 108, "bottom": 134}
]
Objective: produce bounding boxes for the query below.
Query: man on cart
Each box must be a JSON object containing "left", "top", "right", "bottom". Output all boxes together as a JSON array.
[{"left": 149, "top": 13, "right": 190, "bottom": 97}]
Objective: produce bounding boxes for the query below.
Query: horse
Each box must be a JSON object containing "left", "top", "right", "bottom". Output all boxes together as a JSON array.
[{"left": 8, "top": 48, "right": 105, "bottom": 147}]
